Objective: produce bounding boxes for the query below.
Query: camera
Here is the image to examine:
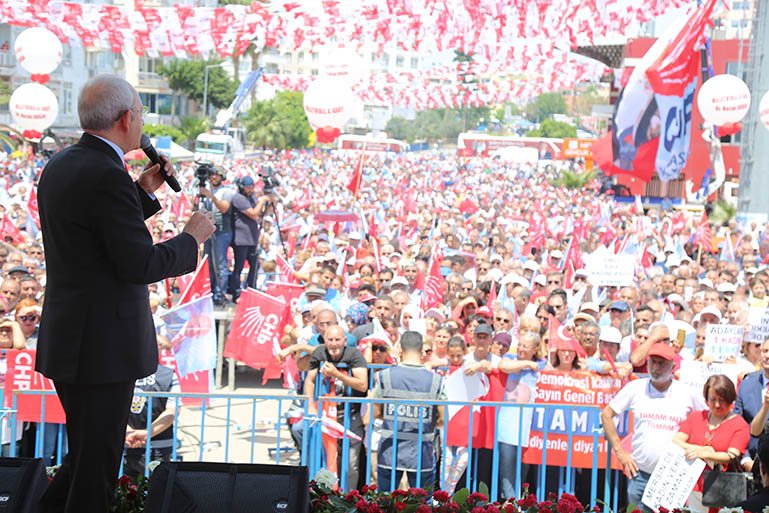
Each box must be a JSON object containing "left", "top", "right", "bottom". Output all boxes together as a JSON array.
[
  {"left": 195, "top": 162, "right": 216, "bottom": 187},
  {"left": 259, "top": 164, "right": 280, "bottom": 194}
]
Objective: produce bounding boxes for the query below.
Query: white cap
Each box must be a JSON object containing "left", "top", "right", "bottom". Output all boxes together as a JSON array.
[
  {"left": 717, "top": 282, "right": 736, "bottom": 294},
  {"left": 699, "top": 305, "right": 723, "bottom": 320},
  {"left": 551, "top": 250, "right": 564, "bottom": 260},
  {"left": 579, "top": 302, "right": 600, "bottom": 314},
  {"left": 523, "top": 260, "right": 539, "bottom": 272},
  {"left": 599, "top": 326, "right": 622, "bottom": 344},
  {"left": 490, "top": 254, "right": 503, "bottom": 263},
  {"left": 667, "top": 293, "right": 688, "bottom": 309},
  {"left": 389, "top": 277, "right": 409, "bottom": 288},
  {"left": 699, "top": 278, "right": 715, "bottom": 289},
  {"left": 486, "top": 268, "right": 503, "bottom": 283},
  {"left": 666, "top": 254, "right": 681, "bottom": 268},
  {"left": 534, "top": 274, "right": 547, "bottom": 286}
]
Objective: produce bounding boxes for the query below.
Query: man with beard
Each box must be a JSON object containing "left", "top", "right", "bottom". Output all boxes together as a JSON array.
[{"left": 601, "top": 342, "right": 706, "bottom": 511}]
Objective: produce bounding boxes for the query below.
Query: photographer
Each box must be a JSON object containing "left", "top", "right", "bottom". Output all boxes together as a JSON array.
[
  {"left": 196, "top": 165, "right": 235, "bottom": 305},
  {"left": 228, "top": 176, "right": 270, "bottom": 301}
]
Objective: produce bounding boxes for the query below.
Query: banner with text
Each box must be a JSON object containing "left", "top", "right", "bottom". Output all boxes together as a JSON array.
[
  {"left": 678, "top": 360, "right": 739, "bottom": 397},
  {"left": 746, "top": 307, "right": 769, "bottom": 344},
  {"left": 586, "top": 254, "right": 635, "bottom": 287},
  {"left": 521, "top": 371, "right": 626, "bottom": 469},
  {"left": 704, "top": 324, "right": 744, "bottom": 362},
  {"left": 2, "top": 350, "right": 65, "bottom": 423}
]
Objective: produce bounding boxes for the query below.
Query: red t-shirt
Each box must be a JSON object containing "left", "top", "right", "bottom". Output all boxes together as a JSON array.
[{"left": 677, "top": 410, "right": 750, "bottom": 492}]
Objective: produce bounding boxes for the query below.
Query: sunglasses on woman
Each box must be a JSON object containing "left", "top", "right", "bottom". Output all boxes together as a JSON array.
[
  {"left": 372, "top": 345, "right": 388, "bottom": 353},
  {"left": 19, "top": 314, "right": 38, "bottom": 322}
]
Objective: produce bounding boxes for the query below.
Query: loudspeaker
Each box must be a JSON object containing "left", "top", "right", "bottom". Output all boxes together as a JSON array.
[
  {"left": 0, "top": 458, "right": 49, "bottom": 513},
  {"left": 145, "top": 462, "right": 309, "bottom": 513}
]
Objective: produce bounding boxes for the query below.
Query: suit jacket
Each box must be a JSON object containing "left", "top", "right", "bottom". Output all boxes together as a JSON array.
[
  {"left": 36, "top": 133, "right": 198, "bottom": 384},
  {"left": 735, "top": 369, "right": 765, "bottom": 455}
]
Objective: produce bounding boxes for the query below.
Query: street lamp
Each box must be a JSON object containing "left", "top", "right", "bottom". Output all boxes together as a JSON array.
[{"left": 203, "top": 63, "right": 225, "bottom": 118}]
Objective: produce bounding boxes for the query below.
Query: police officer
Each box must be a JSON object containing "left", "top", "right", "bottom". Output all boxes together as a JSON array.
[
  {"left": 123, "top": 337, "right": 180, "bottom": 478},
  {"left": 197, "top": 166, "right": 235, "bottom": 305},
  {"left": 373, "top": 331, "right": 445, "bottom": 490}
]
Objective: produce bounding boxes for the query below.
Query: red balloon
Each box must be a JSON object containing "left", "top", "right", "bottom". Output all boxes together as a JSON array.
[
  {"left": 315, "top": 126, "right": 341, "bottom": 144},
  {"left": 30, "top": 74, "right": 50, "bottom": 84},
  {"left": 717, "top": 122, "right": 742, "bottom": 137},
  {"left": 22, "top": 129, "right": 42, "bottom": 140}
]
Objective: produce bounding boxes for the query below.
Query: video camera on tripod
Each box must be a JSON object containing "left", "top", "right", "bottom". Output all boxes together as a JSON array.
[
  {"left": 259, "top": 164, "right": 280, "bottom": 195},
  {"left": 195, "top": 162, "right": 218, "bottom": 189}
]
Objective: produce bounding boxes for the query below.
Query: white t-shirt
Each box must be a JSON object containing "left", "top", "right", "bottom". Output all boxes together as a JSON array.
[
  {"left": 464, "top": 351, "right": 501, "bottom": 368},
  {"left": 608, "top": 378, "right": 707, "bottom": 474}
]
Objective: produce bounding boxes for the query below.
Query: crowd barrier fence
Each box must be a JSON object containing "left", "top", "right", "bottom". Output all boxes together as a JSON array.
[{"left": 1, "top": 385, "right": 628, "bottom": 508}]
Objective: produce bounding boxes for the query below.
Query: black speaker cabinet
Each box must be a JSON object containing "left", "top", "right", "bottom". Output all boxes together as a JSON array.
[
  {"left": 145, "top": 462, "right": 309, "bottom": 513},
  {"left": 0, "top": 458, "right": 49, "bottom": 513}
]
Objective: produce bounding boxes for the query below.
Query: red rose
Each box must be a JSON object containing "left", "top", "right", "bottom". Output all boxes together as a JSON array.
[
  {"left": 346, "top": 490, "right": 362, "bottom": 502},
  {"left": 393, "top": 490, "right": 409, "bottom": 498},
  {"left": 356, "top": 499, "right": 370, "bottom": 511},
  {"left": 658, "top": 508, "right": 669, "bottom": 513},
  {"left": 409, "top": 488, "right": 429, "bottom": 497},
  {"left": 486, "top": 506, "right": 500, "bottom": 513},
  {"left": 470, "top": 492, "right": 489, "bottom": 503},
  {"left": 395, "top": 502, "right": 407, "bottom": 512},
  {"left": 417, "top": 506, "right": 432, "bottom": 513},
  {"left": 434, "top": 490, "right": 451, "bottom": 503},
  {"left": 504, "top": 504, "right": 516, "bottom": 513},
  {"left": 472, "top": 507, "right": 487, "bottom": 513},
  {"left": 126, "top": 488, "right": 137, "bottom": 501},
  {"left": 556, "top": 498, "right": 577, "bottom": 513},
  {"left": 118, "top": 475, "right": 133, "bottom": 488}
]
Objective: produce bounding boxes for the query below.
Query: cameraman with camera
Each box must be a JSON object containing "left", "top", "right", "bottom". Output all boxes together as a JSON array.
[
  {"left": 196, "top": 165, "right": 236, "bottom": 305},
  {"left": 228, "top": 175, "right": 272, "bottom": 301}
]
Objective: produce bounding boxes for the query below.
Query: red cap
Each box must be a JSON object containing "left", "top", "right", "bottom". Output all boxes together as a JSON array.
[
  {"left": 647, "top": 342, "right": 675, "bottom": 361},
  {"left": 476, "top": 306, "right": 493, "bottom": 318}
]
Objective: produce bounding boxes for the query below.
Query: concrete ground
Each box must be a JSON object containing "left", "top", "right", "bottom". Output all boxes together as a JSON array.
[{"left": 172, "top": 366, "right": 302, "bottom": 467}]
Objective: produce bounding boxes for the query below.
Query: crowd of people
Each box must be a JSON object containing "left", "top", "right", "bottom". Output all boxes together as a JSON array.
[{"left": 3, "top": 144, "right": 769, "bottom": 511}]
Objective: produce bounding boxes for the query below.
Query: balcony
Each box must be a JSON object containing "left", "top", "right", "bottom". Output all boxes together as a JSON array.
[
  {"left": 138, "top": 71, "right": 169, "bottom": 90},
  {"left": 0, "top": 52, "right": 16, "bottom": 76}
]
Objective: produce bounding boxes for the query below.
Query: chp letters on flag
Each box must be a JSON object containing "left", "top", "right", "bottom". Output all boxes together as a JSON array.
[{"left": 224, "top": 288, "right": 288, "bottom": 369}]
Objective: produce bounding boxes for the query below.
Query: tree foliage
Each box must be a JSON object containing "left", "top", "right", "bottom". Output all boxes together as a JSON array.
[
  {"left": 550, "top": 169, "right": 596, "bottom": 189},
  {"left": 385, "top": 106, "right": 489, "bottom": 143},
  {"left": 0, "top": 80, "right": 11, "bottom": 106},
  {"left": 242, "top": 91, "right": 312, "bottom": 150},
  {"left": 142, "top": 124, "right": 186, "bottom": 145},
  {"left": 158, "top": 59, "right": 236, "bottom": 110},
  {"left": 178, "top": 116, "right": 210, "bottom": 148},
  {"left": 526, "top": 92, "right": 568, "bottom": 121},
  {"left": 527, "top": 118, "right": 577, "bottom": 138}
]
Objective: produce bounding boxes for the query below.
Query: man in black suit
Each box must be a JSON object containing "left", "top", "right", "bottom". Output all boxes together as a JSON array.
[{"left": 36, "top": 74, "right": 215, "bottom": 513}]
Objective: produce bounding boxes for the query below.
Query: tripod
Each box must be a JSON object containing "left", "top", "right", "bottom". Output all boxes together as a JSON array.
[
  {"left": 195, "top": 191, "right": 229, "bottom": 304},
  {"left": 246, "top": 195, "right": 288, "bottom": 290}
]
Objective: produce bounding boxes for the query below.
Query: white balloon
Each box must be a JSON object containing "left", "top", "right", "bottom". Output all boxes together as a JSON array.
[
  {"left": 303, "top": 77, "right": 353, "bottom": 130},
  {"left": 697, "top": 74, "right": 751, "bottom": 126},
  {"left": 14, "top": 27, "right": 63, "bottom": 75},
  {"left": 9, "top": 83, "right": 59, "bottom": 132},
  {"left": 760, "top": 90, "right": 769, "bottom": 131}
]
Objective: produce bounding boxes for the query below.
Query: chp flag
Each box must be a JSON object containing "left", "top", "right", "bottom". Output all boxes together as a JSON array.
[
  {"left": 591, "top": 0, "right": 717, "bottom": 182},
  {"left": 224, "top": 288, "right": 289, "bottom": 370},
  {"left": 177, "top": 254, "right": 212, "bottom": 305}
]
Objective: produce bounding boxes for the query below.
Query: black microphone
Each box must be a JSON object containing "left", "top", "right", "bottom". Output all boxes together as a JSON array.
[{"left": 140, "top": 134, "right": 181, "bottom": 192}]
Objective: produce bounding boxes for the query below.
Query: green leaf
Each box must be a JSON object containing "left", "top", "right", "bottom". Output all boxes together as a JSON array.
[
  {"left": 479, "top": 482, "right": 490, "bottom": 499},
  {"left": 452, "top": 488, "right": 470, "bottom": 505}
]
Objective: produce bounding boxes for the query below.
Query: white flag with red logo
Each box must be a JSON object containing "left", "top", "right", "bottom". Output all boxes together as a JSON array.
[
  {"left": 224, "top": 289, "right": 288, "bottom": 369},
  {"left": 178, "top": 255, "right": 212, "bottom": 305}
]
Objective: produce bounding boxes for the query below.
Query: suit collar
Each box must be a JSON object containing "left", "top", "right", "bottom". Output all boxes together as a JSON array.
[{"left": 77, "top": 132, "right": 124, "bottom": 167}]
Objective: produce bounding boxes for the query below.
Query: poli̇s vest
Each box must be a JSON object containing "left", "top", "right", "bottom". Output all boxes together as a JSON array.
[
  {"left": 128, "top": 365, "right": 175, "bottom": 448},
  {"left": 377, "top": 365, "right": 443, "bottom": 472}
]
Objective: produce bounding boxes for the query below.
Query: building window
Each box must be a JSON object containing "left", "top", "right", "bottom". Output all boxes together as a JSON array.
[
  {"left": 410, "top": 57, "right": 419, "bottom": 68},
  {"left": 297, "top": 51, "right": 304, "bottom": 62},
  {"left": 62, "top": 45, "right": 72, "bottom": 67},
  {"left": 396, "top": 55, "right": 404, "bottom": 67},
  {"left": 61, "top": 82, "right": 73, "bottom": 115}
]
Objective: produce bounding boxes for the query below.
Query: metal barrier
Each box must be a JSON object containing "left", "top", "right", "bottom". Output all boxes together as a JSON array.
[{"left": 3, "top": 386, "right": 626, "bottom": 509}]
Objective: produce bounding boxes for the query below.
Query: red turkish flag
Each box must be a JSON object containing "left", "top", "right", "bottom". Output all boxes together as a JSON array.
[
  {"left": 177, "top": 255, "right": 212, "bottom": 305},
  {"left": 548, "top": 315, "right": 587, "bottom": 357},
  {"left": 275, "top": 253, "right": 300, "bottom": 284},
  {"left": 346, "top": 150, "right": 366, "bottom": 199},
  {"left": 171, "top": 192, "right": 193, "bottom": 221},
  {"left": 223, "top": 289, "right": 287, "bottom": 369},
  {"left": 0, "top": 214, "right": 24, "bottom": 244},
  {"left": 423, "top": 245, "right": 446, "bottom": 308},
  {"left": 27, "top": 186, "right": 39, "bottom": 229}
]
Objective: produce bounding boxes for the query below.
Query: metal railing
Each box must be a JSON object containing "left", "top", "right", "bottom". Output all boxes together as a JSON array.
[{"left": 2, "top": 386, "right": 625, "bottom": 508}]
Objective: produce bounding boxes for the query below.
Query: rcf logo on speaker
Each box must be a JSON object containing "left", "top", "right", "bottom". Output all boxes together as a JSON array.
[
  {"left": 0, "top": 494, "right": 10, "bottom": 502},
  {"left": 273, "top": 499, "right": 289, "bottom": 512}
]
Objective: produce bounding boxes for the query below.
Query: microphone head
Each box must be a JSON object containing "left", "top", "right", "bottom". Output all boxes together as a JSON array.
[{"left": 140, "top": 133, "right": 152, "bottom": 150}]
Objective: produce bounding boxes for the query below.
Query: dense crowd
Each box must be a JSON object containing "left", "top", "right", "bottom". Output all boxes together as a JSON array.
[{"left": 3, "top": 145, "right": 769, "bottom": 511}]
